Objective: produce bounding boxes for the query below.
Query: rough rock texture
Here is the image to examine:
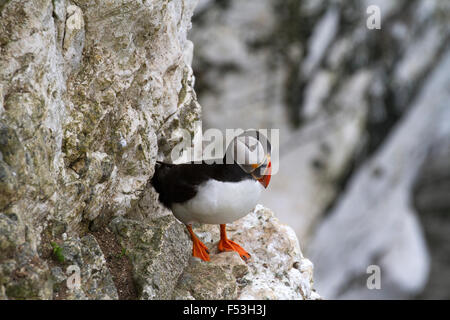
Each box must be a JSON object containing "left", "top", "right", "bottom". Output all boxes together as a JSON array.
[
  {"left": 49, "top": 234, "right": 118, "bottom": 299},
  {"left": 0, "top": 0, "right": 200, "bottom": 299},
  {"left": 0, "top": 0, "right": 319, "bottom": 300},
  {"left": 110, "top": 215, "right": 191, "bottom": 300},
  {"left": 173, "top": 205, "right": 320, "bottom": 300}
]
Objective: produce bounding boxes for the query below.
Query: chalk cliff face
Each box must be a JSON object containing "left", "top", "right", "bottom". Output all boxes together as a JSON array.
[
  {"left": 0, "top": 0, "right": 319, "bottom": 299},
  {"left": 174, "top": 206, "right": 320, "bottom": 300}
]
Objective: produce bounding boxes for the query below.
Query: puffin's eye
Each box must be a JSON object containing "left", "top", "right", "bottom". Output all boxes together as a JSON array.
[{"left": 248, "top": 143, "right": 258, "bottom": 152}]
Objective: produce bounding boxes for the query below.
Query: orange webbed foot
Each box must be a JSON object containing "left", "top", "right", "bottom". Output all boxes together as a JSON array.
[
  {"left": 218, "top": 238, "right": 251, "bottom": 261},
  {"left": 218, "top": 224, "right": 251, "bottom": 262},
  {"left": 187, "top": 224, "right": 210, "bottom": 262},
  {"left": 192, "top": 237, "right": 210, "bottom": 261}
]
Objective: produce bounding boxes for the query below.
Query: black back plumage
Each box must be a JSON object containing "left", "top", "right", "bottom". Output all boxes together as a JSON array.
[{"left": 150, "top": 160, "right": 252, "bottom": 208}]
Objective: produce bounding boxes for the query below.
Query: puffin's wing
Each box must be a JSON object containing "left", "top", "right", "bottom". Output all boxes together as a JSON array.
[{"left": 151, "top": 162, "right": 214, "bottom": 207}]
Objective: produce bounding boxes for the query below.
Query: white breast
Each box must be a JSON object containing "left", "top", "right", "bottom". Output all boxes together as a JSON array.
[{"left": 172, "top": 179, "right": 263, "bottom": 225}]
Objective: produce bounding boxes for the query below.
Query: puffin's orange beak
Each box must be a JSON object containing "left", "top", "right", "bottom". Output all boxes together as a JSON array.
[{"left": 257, "top": 160, "right": 271, "bottom": 188}]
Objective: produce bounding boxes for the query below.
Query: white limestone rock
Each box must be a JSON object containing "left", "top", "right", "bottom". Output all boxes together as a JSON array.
[{"left": 174, "top": 205, "right": 321, "bottom": 300}]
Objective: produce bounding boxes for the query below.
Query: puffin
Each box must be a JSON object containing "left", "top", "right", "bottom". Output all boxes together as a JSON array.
[{"left": 151, "top": 133, "right": 272, "bottom": 262}]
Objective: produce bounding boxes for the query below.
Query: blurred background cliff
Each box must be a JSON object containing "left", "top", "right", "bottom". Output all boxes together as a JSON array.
[{"left": 190, "top": 0, "right": 450, "bottom": 299}]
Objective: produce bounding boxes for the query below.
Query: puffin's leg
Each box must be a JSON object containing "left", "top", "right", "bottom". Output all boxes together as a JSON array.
[
  {"left": 218, "top": 224, "right": 251, "bottom": 261},
  {"left": 186, "top": 224, "right": 210, "bottom": 261}
]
